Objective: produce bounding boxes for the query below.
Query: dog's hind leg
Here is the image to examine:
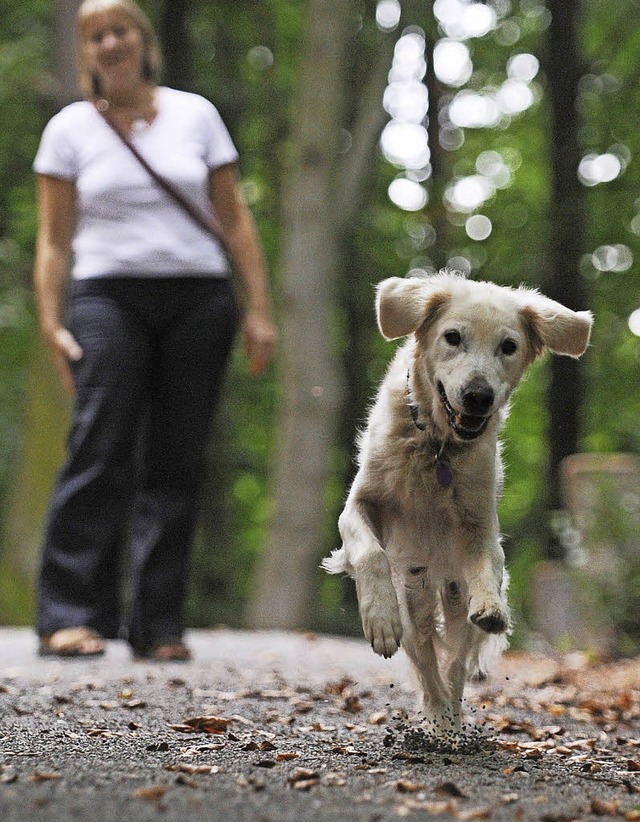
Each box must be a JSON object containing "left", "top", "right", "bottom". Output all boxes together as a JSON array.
[
  {"left": 440, "top": 578, "right": 509, "bottom": 734},
  {"left": 441, "top": 580, "right": 477, "bottom": 729},
  {"left": 396, "top": 576, "right": 459, "bottom": 736}
]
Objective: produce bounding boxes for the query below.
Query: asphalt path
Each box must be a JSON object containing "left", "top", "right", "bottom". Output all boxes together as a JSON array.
[{"left": 1, "top": 627, "right": 639, "bottom": 821}]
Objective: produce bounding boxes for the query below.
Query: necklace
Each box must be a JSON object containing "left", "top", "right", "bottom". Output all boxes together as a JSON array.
[
  {"left": 406, "top": 370, "right": 454, "bottom": 488},
  {"left": 94, "top": 90, "right": 157, "bottom": 131}
]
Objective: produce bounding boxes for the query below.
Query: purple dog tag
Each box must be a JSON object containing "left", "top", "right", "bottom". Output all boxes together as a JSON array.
[{"left": 436, "top": 459, "right": 453, "bottom": 488}]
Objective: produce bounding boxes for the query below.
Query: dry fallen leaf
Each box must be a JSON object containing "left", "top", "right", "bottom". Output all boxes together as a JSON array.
[
  {"left": 165, "top": 764, "right": 214, "bottom": 774},
  {"left": 29, "top": 772, "right": 63, "bottom": 782},
  {"left": 134, "top": 785, "right": 167, "bottom": 800},
  {"left": 275, "top": 752, "right": 300, "bottom": 762},
  {"left": 457, "top": 807, "right": 492, "bottom": 821},
  {"left": 395, "top": 779, "right": 425, "bottom": 793},
  {"left": 242, "top": 740, "right": 276, "bottom": 752},
  {"left": 590, "top": 797, "right": 621, "bottom": 816},
  {"left": 290, "top": 699, "right": 314, "bottom": 714},
  {"left": 435, "top": 781, "right": 467, "bottom": 798},
  {"left": 288, "top": 767, "right": 319, "bottom": 786},
  {"left": 122, "top": 699, "right": 147, "bottom": 709},
  {"left": 342, "top": 695, "right": 363, "bottom": 714},
  {"left": 292, "top": 778, "right": 320, "bottom": 791},
  {"left": 398, "top": 799, "right": 457, "bottom": 814},
  {"left": 323, "top": 772, "right": 347, "bottom": 787},
  {"left": 172, "top": 715, "right": 231, "bottom": 734},
  {"left": 306, "top": 722, "right": 336, "bottom": 732},
  {"left": 146, "top": 741, "right": 170, "bottom": 752},
  {"left": 322, "top": 676, "right": 357, "bottom": 696}
]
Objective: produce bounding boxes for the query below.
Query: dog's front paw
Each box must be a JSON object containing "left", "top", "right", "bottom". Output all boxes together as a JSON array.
[
  {"left": 468, "top": 598, "right": 510, "bottom": 634},
  {"left": 359, "top": 588, "right": 403, "bottom": 659},
  {"left": 363, "top": 607, "right": 403, "bottom": 658}
]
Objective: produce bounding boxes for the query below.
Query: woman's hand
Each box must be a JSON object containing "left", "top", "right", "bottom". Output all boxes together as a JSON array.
[
  {"left": 243, "top": 307, "right": 276, "bottom": 375},
  {"left": 45, "top": 326, "right": 83, "bottom": 394}
]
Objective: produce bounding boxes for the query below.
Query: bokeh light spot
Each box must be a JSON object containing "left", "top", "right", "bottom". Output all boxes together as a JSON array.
[
  {"left": 388, "top": 178, "right": 428, "bottom": 211},
  {"left": 376, "top": 0, "right": 401, "bottom": 31},
  {"left": 628, "top": 308, "right": 640, "bottom": 336},
  {"left": 465, "top": 214, "right": 492, "bottom": 240}
]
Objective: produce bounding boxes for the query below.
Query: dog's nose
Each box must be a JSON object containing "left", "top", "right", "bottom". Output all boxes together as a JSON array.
[{"left": 462, "top": 381, "right": 494, "bottom": 415}]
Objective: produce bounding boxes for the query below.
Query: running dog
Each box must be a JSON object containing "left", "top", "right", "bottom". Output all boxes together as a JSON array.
[{"left": 323, "top": 271, "right": 593, "bottom": 735}]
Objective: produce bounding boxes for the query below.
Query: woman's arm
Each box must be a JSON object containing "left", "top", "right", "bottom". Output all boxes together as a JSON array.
[
  {"left": 33, "top": 174, "right": 82, "bottom": 394},
  {"left": 209, "top": 164, "right": 276, "bottom": 375}
]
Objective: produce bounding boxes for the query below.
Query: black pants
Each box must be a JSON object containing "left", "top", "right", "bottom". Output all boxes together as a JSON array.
[{"left": 37, "top": 277, "right": 239, "bottom": 653}]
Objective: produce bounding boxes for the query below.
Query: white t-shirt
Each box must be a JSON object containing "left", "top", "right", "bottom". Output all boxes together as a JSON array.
[{"left": 33, "top": 87, "right": 239, "bottom": 279}]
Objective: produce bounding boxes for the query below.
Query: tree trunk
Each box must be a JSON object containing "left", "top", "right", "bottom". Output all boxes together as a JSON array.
[
  {"left": 52, "top": 0, "right": 82, "bottom": 106},
  {"left": 247, "top": 0, "right": 351, "bottom": 629},
  {"left": 543, "top": 0, "right": 589, "bottom": 559},
  {"left": 159, "top": 0, "right": 193, "bottom": 91},
  {"left": 424, "top": 30, "right": 450, "bottom": 270}
]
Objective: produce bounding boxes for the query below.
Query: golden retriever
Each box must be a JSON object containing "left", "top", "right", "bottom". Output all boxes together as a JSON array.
[{"left": 323, "top": 271, "right": 593, "bottom": 735}]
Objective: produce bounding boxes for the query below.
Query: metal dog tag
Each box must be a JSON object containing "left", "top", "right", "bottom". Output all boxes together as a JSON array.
[{"left": 436, "top": 459, "right": 453, "bottom": 488}]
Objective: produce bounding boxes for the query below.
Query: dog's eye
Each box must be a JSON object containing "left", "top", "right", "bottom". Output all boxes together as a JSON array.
[
  {"left": 501, "top": 339, "right": 517, "bottom": 356},
  {"left": 444, "top": 330, "right": 462, "bottom": 347}
]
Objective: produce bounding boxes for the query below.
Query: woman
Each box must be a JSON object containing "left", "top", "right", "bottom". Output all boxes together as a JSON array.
[{"left": 33, "top": 0, "right": 276, "bottom": 660}]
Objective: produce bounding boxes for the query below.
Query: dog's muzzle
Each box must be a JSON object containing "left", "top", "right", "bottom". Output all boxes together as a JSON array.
[{"left": 438, "top": 381, "right": 492, "bottom": 441}]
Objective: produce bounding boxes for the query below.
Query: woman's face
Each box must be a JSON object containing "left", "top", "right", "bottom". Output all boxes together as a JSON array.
[{"left": 82, "top": 9, "right": 146, "bottom": 93}]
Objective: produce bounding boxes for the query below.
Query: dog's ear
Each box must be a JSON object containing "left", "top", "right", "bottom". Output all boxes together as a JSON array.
[
  {"left": 376, "top": 277, "right": 449, "bottom": 340},
  {"left": 519, "top": 293, "right": 594, "bottom": 359}
]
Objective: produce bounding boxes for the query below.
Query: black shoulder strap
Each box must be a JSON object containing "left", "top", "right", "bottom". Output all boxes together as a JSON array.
[{"left": 95, "top": 104, "right": 230, "bottom": 256}]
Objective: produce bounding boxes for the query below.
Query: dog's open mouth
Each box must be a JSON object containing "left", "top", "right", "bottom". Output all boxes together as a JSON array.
[{"left": 437, "top": 382, "right": 490, "bottom": 441}]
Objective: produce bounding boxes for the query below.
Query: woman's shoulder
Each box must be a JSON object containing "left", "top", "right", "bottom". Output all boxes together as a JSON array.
[
  {"left": 51, "top": 99, "right": 95, "bottom": 121},
  {"left": 44, "top": 100, "right": 96, "bottom": 133},
  {"left": 158, "top": 86, "right": 222, "bottom": 117}
]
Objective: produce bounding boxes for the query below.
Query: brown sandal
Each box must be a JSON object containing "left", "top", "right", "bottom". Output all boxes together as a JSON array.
[
  {"left": 134, "top": 640, "right": 192, "bottom": 662},
  {"left": 39, "top": 627, "right": 106, "bottom": 658}
]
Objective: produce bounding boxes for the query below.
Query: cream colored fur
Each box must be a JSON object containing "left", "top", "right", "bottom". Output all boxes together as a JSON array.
[{"left": 323, "top": 271, "right": 593, "bottom": 736}]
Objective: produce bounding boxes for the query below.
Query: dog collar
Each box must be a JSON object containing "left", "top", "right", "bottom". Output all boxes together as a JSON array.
[{"left": 406, "top": 370, "right": 454, "bottom": 488}]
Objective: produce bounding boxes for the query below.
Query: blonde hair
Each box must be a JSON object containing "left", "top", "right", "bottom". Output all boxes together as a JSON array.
[{"left": 77, "top": 0, "right": 162, "bottom": 98}]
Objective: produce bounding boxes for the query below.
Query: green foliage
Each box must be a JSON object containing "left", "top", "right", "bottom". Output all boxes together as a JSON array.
[
  {"left": 0, "top": 0, "right": 638, "bottom": 647},
  {"left": 0, "top": 1, "right": 49, "bottom": 578}
]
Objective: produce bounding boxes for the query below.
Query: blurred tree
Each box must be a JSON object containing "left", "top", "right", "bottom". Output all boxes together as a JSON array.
[
  {"left": 159, "top": 0, "right": 192, "bottom": 90},
  {"left": 247, "top": 0, "right": 352, "bottom": 629},
  {"left": 542, "top": 0, "right": 590, "bottom": 559},
  {"left": 53, "top": 0, "right": 82, "bottom": 105},
  {"left": 248, "top": 0, "right": 427, "bottom": 629}
]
